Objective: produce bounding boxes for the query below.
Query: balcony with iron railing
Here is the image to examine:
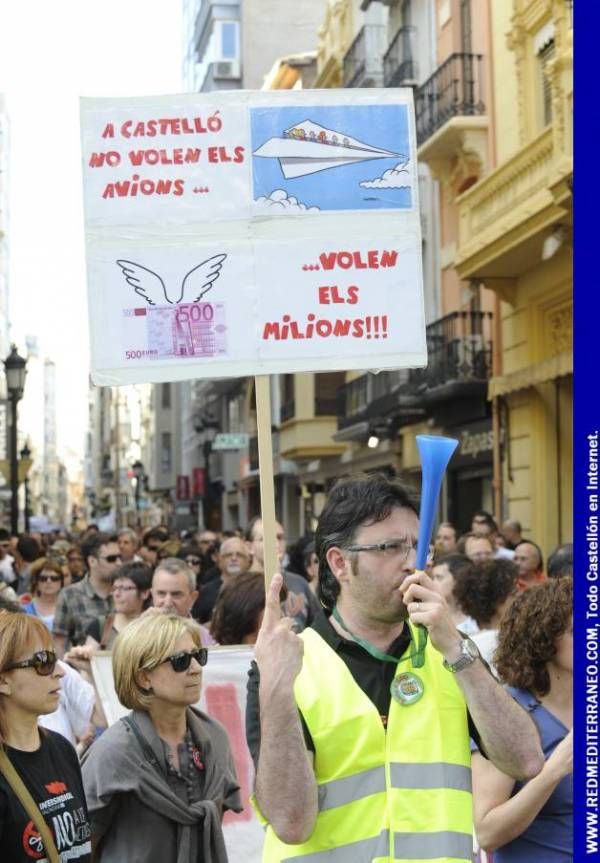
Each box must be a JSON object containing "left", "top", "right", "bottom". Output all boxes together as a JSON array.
[
  {"left": 336, "top": 369, "right": 423, "bottom": 433},
  {"left": 336, "top": 312, "right": 493, "bottom": 437},
  {"left": 412, "top": 311, "right": 493, "bottom": 398},
  {"left": 415, "top": 53, "right": 488, "bottom": 190},
  {"left": 343, "top": 24, "right": 387, "bottom": 88},
  {"left": 384, "top": 26, "right": 417, "bottom": 88},
  {"left": 415, "top": 53, "right": 485, "bottom": 145}
]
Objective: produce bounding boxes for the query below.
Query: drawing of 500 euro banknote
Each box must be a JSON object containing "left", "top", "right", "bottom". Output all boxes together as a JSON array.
[{"left": 122, "top": 302, "right": 227, "bottom": 360}]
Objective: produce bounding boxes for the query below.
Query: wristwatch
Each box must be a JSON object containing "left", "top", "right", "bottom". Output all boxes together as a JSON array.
[{"left": 443, "top": 637, "right": 481, "bottom": 673}]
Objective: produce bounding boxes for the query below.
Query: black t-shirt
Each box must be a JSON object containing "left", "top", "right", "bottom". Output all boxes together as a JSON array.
[
  {"left": 0, "top": 729, "right": 91, "bottom": 863},
  {"left": 246, "top": 611, "right": 483, "bottom": 768}
]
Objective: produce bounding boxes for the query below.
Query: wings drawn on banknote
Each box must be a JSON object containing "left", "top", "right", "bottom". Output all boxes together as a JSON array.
[
  {"left": 116, "top": 254, "right": 228, "bottom": 305},
  {"left": 174, "top": 254, "right": 228, "bottom": 304},
  {"left": 116, "top": 260, "right": 170, "bottom": 306}
]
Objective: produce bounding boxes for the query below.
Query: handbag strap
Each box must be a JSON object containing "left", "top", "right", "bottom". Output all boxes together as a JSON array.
[{"left": 0, "top": 746, "right": 61, "bottom": 863}]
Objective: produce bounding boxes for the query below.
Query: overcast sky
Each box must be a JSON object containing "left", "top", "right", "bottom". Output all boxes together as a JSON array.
[{"left": 0, "top": 1, "right": 183, "bottom": 464}]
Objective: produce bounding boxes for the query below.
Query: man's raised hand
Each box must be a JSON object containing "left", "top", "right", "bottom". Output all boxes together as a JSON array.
[{"left": 255, "top": 572, "right": 304, "bottom": 691}]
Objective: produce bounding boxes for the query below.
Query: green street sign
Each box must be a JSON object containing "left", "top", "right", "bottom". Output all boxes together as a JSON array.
[{"left": 211, "top": 433, "right": 249, "bottom": 451}]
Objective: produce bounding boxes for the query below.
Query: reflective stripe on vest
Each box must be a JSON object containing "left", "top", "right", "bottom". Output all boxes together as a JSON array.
[
  {"left": 281, "top": 829, "right": 389, "bottom": 863},
  {"left": 280, "top": 830, "right": 474, "bottom": 863},
  {"left": 318, "top": 761, "right": 471, "bottom": 811},
  {"left": 262, "top": 625, "right": 473, "bottom": 862}
]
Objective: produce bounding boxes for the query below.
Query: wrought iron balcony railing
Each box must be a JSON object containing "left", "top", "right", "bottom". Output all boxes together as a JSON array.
[
  {"left": 337, "top": 370, "right": 415, "bottom": 430},
  {"left": 384, "top": 26, "right": 417, "bottom": 88},
  {"left": 337, "top": 311, "right": 493, "bottom": 429},
  {"left": 412, "top": 311, "right": 493, "bottom": 391},
  {"left": 415, "top": 53, "right": 485, "bottom": 146},
  {"left": 343, "top": 24, "right": 386, "bottom": 88}
]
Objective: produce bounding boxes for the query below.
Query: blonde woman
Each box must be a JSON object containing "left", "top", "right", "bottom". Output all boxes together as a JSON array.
[
  {"left": 82, "top": 613, "right": 240, "bottom": 863},
  {"left": 0, "top": 610, "right": 91, "bottom": 861}
]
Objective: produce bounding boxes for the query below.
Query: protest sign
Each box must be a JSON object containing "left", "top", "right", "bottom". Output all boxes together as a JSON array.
[
  {"left": 81, "top": 89, "right": 426, "bottom": 386},
  {"left": 91, "top": 646, "right": 264, "bottom": 862}
]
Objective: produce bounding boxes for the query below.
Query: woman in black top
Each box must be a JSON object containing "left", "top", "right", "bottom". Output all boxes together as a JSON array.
[{"left": 0, "top": 609, "right": 91, "bottom": 862}]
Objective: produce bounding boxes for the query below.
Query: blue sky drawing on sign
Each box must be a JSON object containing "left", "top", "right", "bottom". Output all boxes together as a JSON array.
[{"left": 251, "top": 104, "right": 412, "bottom": 213}]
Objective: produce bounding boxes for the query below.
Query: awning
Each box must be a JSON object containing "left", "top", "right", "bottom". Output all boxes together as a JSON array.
[{"left": 488, "top": 350, "right": 572, "bottom": 398}]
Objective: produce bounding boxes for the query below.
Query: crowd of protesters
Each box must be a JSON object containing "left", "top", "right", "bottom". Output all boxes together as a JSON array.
[{"left": 0, "top": 493, "right": 573, "bottom": 862}]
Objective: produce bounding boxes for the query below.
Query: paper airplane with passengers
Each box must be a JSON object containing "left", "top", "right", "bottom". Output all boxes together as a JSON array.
[{"left": 253, "top": 119, "right": 402, "bottom": 180}]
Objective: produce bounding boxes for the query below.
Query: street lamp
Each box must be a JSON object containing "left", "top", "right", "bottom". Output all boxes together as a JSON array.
[
  {"left": 4, "top": 345, "right": 27, "bottom": 534},
  {"left": 193, "top": 411, "right": 220, "bottom": 530},
  {"left": 19, "top": 442, "right": 32, "bottom": 533}
]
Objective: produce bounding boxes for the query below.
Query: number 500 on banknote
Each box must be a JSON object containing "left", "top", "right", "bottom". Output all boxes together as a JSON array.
[{"left": 122, "top": 302, "right": 227, "bottom": 361}]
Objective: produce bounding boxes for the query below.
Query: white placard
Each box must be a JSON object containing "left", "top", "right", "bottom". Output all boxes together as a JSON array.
[
  {"left": 91, "top": 646, "right": 263, "bottom": 862},
  {"left": 81, "top": 89, "right": 426, "bottom": 385}
]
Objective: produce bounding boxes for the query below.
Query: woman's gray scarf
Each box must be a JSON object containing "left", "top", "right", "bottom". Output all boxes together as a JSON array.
[{"left": 84, "top": 707, "right": 239, "bottom": 863}]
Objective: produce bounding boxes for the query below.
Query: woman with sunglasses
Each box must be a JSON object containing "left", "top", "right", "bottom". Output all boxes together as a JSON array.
[
  {"left": 0, "top": 610, "right": 92, "bottom": 862},
  {"left": 82, "top": 612, "right": 240, "bottom": 863},
  {"left": 22, "top": 559, "right": 64, "bottom": 632}
]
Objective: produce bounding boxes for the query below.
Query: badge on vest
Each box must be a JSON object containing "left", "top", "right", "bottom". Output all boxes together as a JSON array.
[{"left": 391, "top": 672, "right": 424, "bottom": 706}]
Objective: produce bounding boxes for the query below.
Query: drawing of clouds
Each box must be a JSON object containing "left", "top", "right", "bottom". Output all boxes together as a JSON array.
[
  {"left": 359, "top": 158, "right": 411, "bottom": 190},
  {"left": 254, "top": 189, "right": 320, "bottom": 214}
]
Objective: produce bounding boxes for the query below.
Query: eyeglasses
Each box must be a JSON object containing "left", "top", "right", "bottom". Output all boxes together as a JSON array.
[
  {"left": 185, "top": 557, "right": 202, "bottom": 566},
  {"left": 161, "top": 648, "right": 208, "bottom": 673},
  {"left": 111, "top": 584, "right": 137, "bottom": 594},
  {"left": 5, "top": 650, "right": 57, "bottom": 676},
  {"left": 38, "top": 574, "right": 62, "bottom": 583},
  {"left": 345, "top": 539, "right": 435, "bottom": 562},
  {"left": 147, "top": 544, "right": 161, "bottom": 552},
  {"left": 99, "top": 554, "right": 121, "bottom": 564}
]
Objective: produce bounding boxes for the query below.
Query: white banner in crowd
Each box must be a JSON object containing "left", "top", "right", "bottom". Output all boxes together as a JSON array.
[
  {"left": 91, "top": 646, "right": 264, "bottom": 863},
  {"left": 81, "top": 89, "right": 426, "bottom": 385}
]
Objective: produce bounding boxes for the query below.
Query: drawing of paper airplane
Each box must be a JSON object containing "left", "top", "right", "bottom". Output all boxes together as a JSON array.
[{"left": 253, "top": 119, "right": 401, "bottom": 179}]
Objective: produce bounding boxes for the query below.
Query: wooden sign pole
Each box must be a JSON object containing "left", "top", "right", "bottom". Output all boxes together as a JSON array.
[{"left": 255, "top": 375, "right": 278, "bottom": 588}]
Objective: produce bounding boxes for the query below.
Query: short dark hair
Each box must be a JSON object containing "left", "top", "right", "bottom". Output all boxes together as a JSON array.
[
  {"left": 515, "top": 540, "right": 544, "bottom": 572},
  {"left": 142, "top": 527, "right": 169, "bottom": 548},
  {"left": 471, "top": 511, "right": 498, "bottom": 533},
  {"left": 547, "top": 543, "right": 573, "bottom": 579},
  {"left": 111, "top": 561, "right": 152, "bottom": 592},
  {"left": 209, "top": 571, "right": 267, "bottom": 645},
  {"left": 16, "top": 535, "right": 41, "bottom": 564},
  {"left": 0, "top": 529, "right": 11, "bottom": 543},
  {"left": 434, "top": 553, "right": 474, "bottom": 581},
  {"left": 315, "top": 474, "right": 419, "bottom": 610},
  {"left": 81, "top": 532, "right": 118, "bottom": 568},
  {"left": 453, "top": 558, "right": 518, "bottom": 626}
]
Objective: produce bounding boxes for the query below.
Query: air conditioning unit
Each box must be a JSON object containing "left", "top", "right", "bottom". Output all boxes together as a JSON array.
[{"left": 212, "top": 60, "right": 240, "bottom": 80}]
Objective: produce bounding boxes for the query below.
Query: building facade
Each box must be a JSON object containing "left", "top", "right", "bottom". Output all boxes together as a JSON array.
[{"left": 454, "top": 0, "right": 572, "bottom": 554}]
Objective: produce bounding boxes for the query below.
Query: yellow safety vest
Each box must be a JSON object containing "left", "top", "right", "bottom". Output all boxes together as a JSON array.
[{"left": 261, "top": 623, "right": 473, "bottom": 863}]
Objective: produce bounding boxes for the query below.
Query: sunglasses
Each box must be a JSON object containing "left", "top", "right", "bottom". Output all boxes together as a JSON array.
[
  {"left": 38, "top": 574, "right": 62, "bottom": 583},
  {"left": 161, "top": 648, "right": 208, "bottom": 673},
  {"left": 100, "top": 554, "right": 121, "bottom": 564},
  {"left": 186, "top": 557, "right": 202, "bottom": 566},
  {"left": 5, "top": 650, "right": 58, "bottom": 676}
]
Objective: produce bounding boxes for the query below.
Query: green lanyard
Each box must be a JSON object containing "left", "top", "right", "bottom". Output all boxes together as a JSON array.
[{"left": 332, "top": 607, "right": 427, "bottom": 669}]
